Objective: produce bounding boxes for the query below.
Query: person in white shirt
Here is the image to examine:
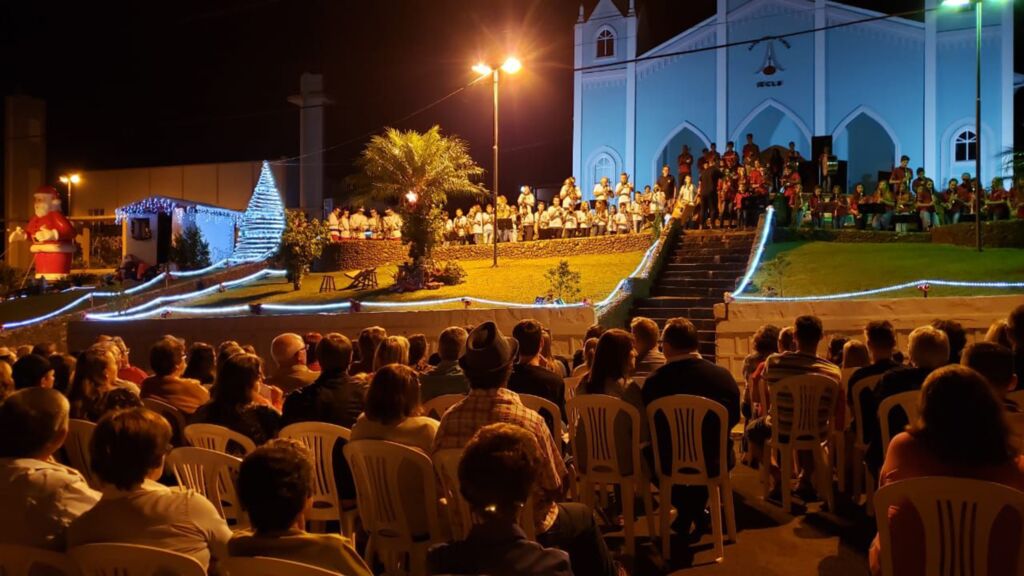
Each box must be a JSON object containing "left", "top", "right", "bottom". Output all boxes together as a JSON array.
[
  {"left": 0, "top": 388, "right": 101, "bottom": 551},
  {"left": 547, "top": 205, "right": 563, "bottom": 240},
  {"left": 562, "top": 208, "right": 577, "bottom": 238},
  {"left": 631, "top": 198, "right": 645, "bottom": 233},
  {"left": 606, "top": 205, "right": 618, "bottom": 235},
  {"left": 678, "top": 174, "right": 697, "bottom": 229},
  {"left": 521, "top": 205, "right": 536, "bottom": 241},
  {"left": 615, "top": 203, "right": 631, "bottom": 234},
  {"left": 454, "top": 208, "right": 469, "bottom": 244},
  {"left": 594, "top": 204, "right": 609, "bottom": 236},
  {"left": 483, "top": 204, "right": 495, "bottom": 245},
  {"left": 537, "top": 201, "right": 550, "bottom": 240},
  {"left": 327, "top": 207, "right": 341, "bottom": 242},
  {"left": 576, "top": 206, "right": 590, "bottom": 237},
  {"left": 470, "top": 206, "right": 483, "bottom": 245},
  {"left": 558, "top": 178, "right": 575, "bottom": 202},
  {"left": 383, "top": 208, "right": 403, "bottom": 240},
  {"left": 614, "top": 172, "right": 633, "bottom": 206},
  {"left": 68, "top": 407, "right": 231, "bottom": 570},
  {"left": 518, "top": 186, "right": 536, "bottom": 211},
  {"left": 561, "top": 193, "right": 573, "bottom": 210},
  {"left": 367, "top": 209, "right": 381, "bottom": 239},
  {"left": 444, "top": 217, "right": 455, "bottom": 245},
  {"left": 592, "top": 177, "right": 611, "bottom": 204},
  {"left": 338, "top": 209, "right": 352, "bottom": 239},
  {"left": 349, "top": 208, "right": 368, "bottom": 239}
]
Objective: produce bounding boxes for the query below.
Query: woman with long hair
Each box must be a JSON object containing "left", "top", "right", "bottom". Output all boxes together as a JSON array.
[
  {"left": 192, "top": 352, "right": 281, "bottom": 451},
  {"left": 182, "top": 342, "right": 216, "bottom": 386},
  {"left": 869, "top": 365, "right": 1024, "bottom": 576},
  {"left": 68, "top": 348, "right": 141, "bottom": 421},
  {"left": 373, "top": 336, "right": 409, "bottom": 373}
]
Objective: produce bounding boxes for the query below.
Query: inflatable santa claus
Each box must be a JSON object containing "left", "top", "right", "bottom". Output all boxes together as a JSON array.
[{"left": 24, "top": 186, "right": 76, "bottom": 280}]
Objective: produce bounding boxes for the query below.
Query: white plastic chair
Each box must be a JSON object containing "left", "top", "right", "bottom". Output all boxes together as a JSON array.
[
  {"left": 184, "top": 423, "right": 256, "bottom": 456},
  {"left": 830, "top": 367, "right": 858, "bottom": 494},
  {"left": 518, "top": 394, "right": 565, "bottom": 445},
  {"left": 850, "top": 374, "right": 884, "bottom": 514},
  {"left": 647, "top": 395, "right": 737, "bottom": 562},
  {"left": 344, "top": 440, "right": 443, "bottom": 576},
  {"left": 65, "top": 419, "right": 98, "bottom": 488},
  {"left": 142, "top": 397, "right": 188, "bottom": 446},
  {"left": 279, "top": 422, "right": 357, "bottom": 537},
  {"left": 166, "top": 446, "right": 248, "bottom": 529},
  {"left": 877, "top": 390, "right": 920, "bottom": 460},
  {"left": 568, "top": 394, "right": 655, "bottom": 557},
  {"left": 0, "top": 543, "right": 79, "bottom": 576},
  {"left": 873, "top": 477, "right": 1024, "bottom": 576},
  {"left": 69, "top": 543, "right": 206, "bottom": 576},
  {"left": 759, "top": 374, "right": 838, "bottom": 513},
  {"left": 219, "top": 556, "right": 339, "bottom": 576},
  {"left": 422, "top": 394, "right": 464, "bottom": 420}
]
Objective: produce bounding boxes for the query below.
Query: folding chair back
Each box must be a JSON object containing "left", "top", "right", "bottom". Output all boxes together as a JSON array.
[
  {"left": 422, "top": 394, "right": 464, "bottom": 420},
  {"left": 142, "top": 398, "right": 187, "bottom": 446},
  {"left": 166, "top": 446, "right": 247, "bottom": 529},
  {"left": 65, "top": 419, "right": 97, "bottom": 488},
  {"left": 0, "top": 544, "right": 79, "bottom": 576},
  {"left": 279, "top": 422, "right": 351, "bottom": 528},
  {"left": 877, "top": 390, "right": 919, "bottom": 458},
  {"left": 218, "top": 556, "right": 338, "bottom": 576},
  {"left": 70, "top": 543, "right": 205, "bottom": 576},
  {"left": 184, "top": 423, "right": 256, "bottom": 456}
]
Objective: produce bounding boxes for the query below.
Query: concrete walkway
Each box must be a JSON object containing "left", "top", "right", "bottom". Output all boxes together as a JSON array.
[{"left": 606, "top": 463, "right": 876, "bottom": 575}]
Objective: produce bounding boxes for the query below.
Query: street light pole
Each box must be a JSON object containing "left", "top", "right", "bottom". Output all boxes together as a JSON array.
[
  {"left": 974, "top": 0, "right": 983, "bottom": 252},
  {"left": 492, "top": 68, "right": 500, "bottom": 268}
]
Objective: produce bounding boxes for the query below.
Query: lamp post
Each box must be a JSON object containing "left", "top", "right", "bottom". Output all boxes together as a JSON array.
[
  {"left": 58, "top": 173, "right": 81, "bottom": 216},
  {"left": 942, "top": 0, "right": 990, "bottom": 252},
  {"left": 473, "top": 57, "right": 522, "bottom": 267}
]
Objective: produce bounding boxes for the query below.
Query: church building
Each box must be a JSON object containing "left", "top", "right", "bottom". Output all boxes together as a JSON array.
[{"left": 572, "top": 0, "right": 1016, "bottom": 196}]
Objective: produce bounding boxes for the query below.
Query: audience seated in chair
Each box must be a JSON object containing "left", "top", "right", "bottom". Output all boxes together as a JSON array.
[
  {"left": 407, "top": 333, "right": 430, "bottom": 373},
  {"left": 140, "top": 336, "right": 210, "bottom": 415},
  {"left": 428, "top": 423, "right": 573, "bottom": 576},
  {"left": 572, "top": 324, "right": 606, "bottom": 370},
  {"left": 630, "top": 317, "right": 666, "bottom": 376},
  {"left": 67, "top": 347, "right": 142, "bottom": 422},
  {"left": 746, "top": 315, "right": 841, "bottom": 498},
  {"left": 740, "top": 324, "right": 780, "bottom": 422},
  {"left": 509, "top": 320, "right": 566, "bottom": 425},
  {"left": 192, "top": 352, "right": 281, "bottom": 452},
  {"left": 68, "top": 407, "right": 231, "bottom": 569},
  {"left": 642, "top": 318, "right": 740, "bottom": 539},
  {"left": 570, "top": 337, "right": 599, "bottom": 379},
  {"left": 432, "top": 321, "right": 619, "bottom": 576},
  {"left": 182, "top": 342, "right": 217, "bottom": 386},
  {"left": 373, "top": 336, "right": 410, "bottom": 374},
  {"left": 420, "top": 327, "right": 469, "bottom": 402},
  {"left": 863, "top": 325, "right": 949, "bottom": 479},
  {"left": 0, "top": 388, "right": 101, "bottom": 550},
  {"left": 229, "top": 439, "right": 371, "bottom": 576},
  {"left": 12, "top": 353, "right": 55, "bottom": 391},
  {"left": 869, "top": 365, "right": 1024, "bottom": 576},
  {"left": 350, "top": 326, "right": 386, "bottom": 376},
  {"left": 97, "top": 335, "right": 148, "bottom": 386},
  {"left": 264, "top": 333, "right": 319, "bottom": 395},
  {"left": 962, "top": 341, "right": 1019, "bottom": 413}
]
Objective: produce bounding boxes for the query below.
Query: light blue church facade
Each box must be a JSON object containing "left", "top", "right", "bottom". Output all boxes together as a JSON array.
[{"left": 572, "top": 0, "right": 1016, "bottom": 198}]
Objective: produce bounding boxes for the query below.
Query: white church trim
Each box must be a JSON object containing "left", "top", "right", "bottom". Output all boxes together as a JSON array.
[
  {"left": 649, "top": 121, "right": 713, "bottom": 185},
  {"left": 831, "top": 105, "right": 902, "bottom": 165},
  {"left": 730, "top": 98, "right": 813, "bottom": 150}
]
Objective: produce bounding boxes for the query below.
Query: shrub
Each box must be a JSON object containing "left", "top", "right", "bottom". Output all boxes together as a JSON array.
[
  {"left": 544, "top": 260, "right": 581, "bottom": 303},
  {"left": 279, "top": 210, "right": 329, "bottom": 290},
  {"left": 435, "top": 261, "right": 466, "bottom": 286},
  {"left": 169, "top": 224, "right": 212, "bottom": 271}
]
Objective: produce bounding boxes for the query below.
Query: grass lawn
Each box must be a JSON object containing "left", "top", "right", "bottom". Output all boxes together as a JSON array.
[
  {"left": 190, "top": 251, "right": 647, "bottom": 309},
  {"left": 751, "top": 241, "right": 1024, "bottom": 298}
]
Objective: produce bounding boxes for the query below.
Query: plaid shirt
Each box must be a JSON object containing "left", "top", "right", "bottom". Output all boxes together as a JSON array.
[{"left": 432, "top": 387, "right": 566, "bottom": 533}]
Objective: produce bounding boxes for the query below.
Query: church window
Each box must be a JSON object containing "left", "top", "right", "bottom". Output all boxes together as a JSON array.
[
  {"left": 954, "top": 129, "right": 977, "bottom": 163},
  {"left": 596, "top": 28, "right": 615, "bottom": 59}
]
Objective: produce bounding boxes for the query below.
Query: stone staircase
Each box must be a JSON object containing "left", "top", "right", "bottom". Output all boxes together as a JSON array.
[{"left": 631, "top": 230, "right": 755, "bottom": 362}]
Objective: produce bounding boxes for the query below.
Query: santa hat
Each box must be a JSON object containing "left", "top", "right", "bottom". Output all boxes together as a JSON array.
[{"left": 34, "top": 186, "right": 59, "bottom": 201}]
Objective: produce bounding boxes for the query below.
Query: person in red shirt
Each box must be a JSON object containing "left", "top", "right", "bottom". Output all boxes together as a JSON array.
[
  {"left": 1009, "top": 176, "right": 1024, "bottom": 219},
  {"left": 722, "top": 141, "right": 739, "bottom": 171},
  {"left": 888, "top": 155, "right": 912, "bottom": 199},
  {"left": 748, "top": 159, "right": 766, "bottom": 194},
  {"left": 915, "top": 183, "right": 936, "bottom": 230},
  {"left": 955, "top": 173, "right": 976, "bottom": 221},
  {"left": 831, "top": 184, "right": 848, "bottom": 229},
  {"left": 677, "top": 145, "right": 693, "bottom": 181},
  {"left": 985, "top": 177, "right": 1011, "bottom": 220},
  {"left": 704, "top": 144, "right": 721, "bottom": 169},
  {"left": 809, "top": 185, "right": 826, "bottom": 228},
  {"left": 742, "top": 133, "right": 760, "bottom": 166}
]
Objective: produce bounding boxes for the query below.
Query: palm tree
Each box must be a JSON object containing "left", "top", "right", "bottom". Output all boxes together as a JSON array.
[{"left": 355, "top": 126, "right": 486, "bottom": 267}]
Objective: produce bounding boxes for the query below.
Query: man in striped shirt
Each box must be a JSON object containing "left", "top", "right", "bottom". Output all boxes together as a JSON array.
[{"left": 746, "top": 315, "right": 840, "bottom": 499}]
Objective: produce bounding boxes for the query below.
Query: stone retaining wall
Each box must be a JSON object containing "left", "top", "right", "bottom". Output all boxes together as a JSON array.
[{"left": 318, "top": 234, "right": 655, "bottom": 271}]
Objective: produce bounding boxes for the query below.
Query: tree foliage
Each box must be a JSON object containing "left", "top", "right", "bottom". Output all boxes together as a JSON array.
[
  {"left": 544, "top": 260, "right": 582, "bottom": 303},
  {"left": 279, "top": 210, "right": 328, "bottom": 290},
  {"left": 169, "top": 224, "right": 212, "bottom": 271},
  {"left": 354, "top": 126, "right": 486, "bottom": 264}
]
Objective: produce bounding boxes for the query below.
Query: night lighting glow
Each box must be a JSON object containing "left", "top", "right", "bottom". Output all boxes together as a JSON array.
[{"left": 231, "top": 161, "right": 286, "bottom": 263}]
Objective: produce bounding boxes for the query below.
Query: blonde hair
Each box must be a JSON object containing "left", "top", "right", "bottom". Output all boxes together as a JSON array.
[
  {"left": 373, "top": 336, "right": 410, "bottom": 372},
  {"left": 909, "top": 325, "right": 950, "bottom": 370}
]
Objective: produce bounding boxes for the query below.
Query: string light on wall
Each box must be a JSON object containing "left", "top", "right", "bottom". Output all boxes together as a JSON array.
[
  {"left": 114, "top": 197, "right": 241, "bottom": 225},
  {"left": 232, "top": 161, "right": 286, "bottom": 263}
]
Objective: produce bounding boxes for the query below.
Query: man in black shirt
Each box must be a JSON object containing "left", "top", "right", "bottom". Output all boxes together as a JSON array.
[
  {"left": 656, "top": 165, "right": 677, "bottom": 201},
  {"left": 697, "top": 159, "right": 723, "bottom": 229},
  {"left": 847, "top": 320, "right": 900, "bottom": 410},
  {"left": 509, "top": 320, "right": 566, "bottom": 431},
  {"left": 642, "top": 318, "right": 739, "bottom": 538}
]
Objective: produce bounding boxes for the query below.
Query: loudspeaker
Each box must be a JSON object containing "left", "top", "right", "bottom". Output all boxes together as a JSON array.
[{"left": 812, "top": 135, "right": 833, "bottom": 163}]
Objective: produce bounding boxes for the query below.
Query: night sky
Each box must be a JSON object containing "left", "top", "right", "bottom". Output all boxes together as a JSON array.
[{"left": 1, "top": 0, "right": 1017, "bottom": 203}]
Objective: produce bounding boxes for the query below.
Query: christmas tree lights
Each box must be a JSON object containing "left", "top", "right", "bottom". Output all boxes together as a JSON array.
[{"left": 232, "top": 161, "right": 286, "bottom": 262}]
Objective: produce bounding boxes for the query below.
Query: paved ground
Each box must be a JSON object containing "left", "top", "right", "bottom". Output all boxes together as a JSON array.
[{"left": 602, "top": 463, "right": 877, "bottom": 575}]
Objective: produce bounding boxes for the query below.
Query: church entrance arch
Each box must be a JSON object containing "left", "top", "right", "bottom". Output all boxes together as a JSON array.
[
  {"left": 731, "top": 99, "right": 812, "bottom": 162},
  {"left": 832, "top": 108, "right": 898, "bottom": 192},
  {"left": 652, "top": 121, "right": 711, "bottom": 185}
]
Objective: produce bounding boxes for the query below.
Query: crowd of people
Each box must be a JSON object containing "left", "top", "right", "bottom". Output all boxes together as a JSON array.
[
  {"left": 0, "top": 303, "right": 1021, "bottom": 574},
  {"left": 325, "top": 135, "right": 1024, "bottom": 241}
]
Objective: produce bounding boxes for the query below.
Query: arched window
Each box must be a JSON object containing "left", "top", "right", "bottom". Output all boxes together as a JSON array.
[
  {"left": 596, "top": 28, "right": 615, "bottom": 59},
  {"left": 953, "top": 129, "right": 977, "bottom": 163},
  {"left": 592, "top": 154, "right": 615, "bottom": 190}
]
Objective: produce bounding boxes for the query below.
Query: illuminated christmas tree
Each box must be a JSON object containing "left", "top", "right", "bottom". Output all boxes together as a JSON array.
[{"left": 232, "top": 161, "right": 286, "bottom": 262}]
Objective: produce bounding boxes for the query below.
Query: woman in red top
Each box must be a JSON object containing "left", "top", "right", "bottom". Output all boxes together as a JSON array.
[
  {"left": 870, "top": 365, "right": 1024, "bottom": 576},
  {"left": 985, "top": 177, "right": 1011, "bottom": 221},
  {"left": 809, "top": 185, "right": 825, "bottom": 228}
]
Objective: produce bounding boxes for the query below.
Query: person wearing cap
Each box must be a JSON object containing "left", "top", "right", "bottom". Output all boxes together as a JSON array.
[
  {"left": 265, "top": 333, "right": 319, "bottom": 395},
  {"left": 432, "top": 322, "right": 619, "bottom": 576}
]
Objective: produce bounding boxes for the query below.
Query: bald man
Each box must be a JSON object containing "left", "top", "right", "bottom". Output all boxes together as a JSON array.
[
  {"left": 0, "top": 388, "right": 101, "bottom": 549},
  {"left": 264, "top": 333, "right": 320, "bottom": 394}
]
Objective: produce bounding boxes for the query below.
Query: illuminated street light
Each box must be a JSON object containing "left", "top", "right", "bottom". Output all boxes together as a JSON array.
[
  {"left": 58, "top": 173, "right": 81, "bottom": 215},
  {"left": 472, "top": 57, "right": 522, "bottom": 267}
]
